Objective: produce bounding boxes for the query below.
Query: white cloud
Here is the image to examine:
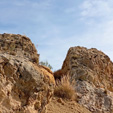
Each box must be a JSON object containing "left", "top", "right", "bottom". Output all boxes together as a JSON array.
[
  {"left": 79, "top": 0, "right": 113, "bottom": 45},
  {"left": 80, "top": 0, "right": 113, "bottom": 18},
  {"left": 0, "top": 0, "right": 53, "bottom": 24}
]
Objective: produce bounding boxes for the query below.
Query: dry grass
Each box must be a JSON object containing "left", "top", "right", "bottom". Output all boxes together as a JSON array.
[{"left": 54, "top": 75, "right": 76, "bottom": 100}]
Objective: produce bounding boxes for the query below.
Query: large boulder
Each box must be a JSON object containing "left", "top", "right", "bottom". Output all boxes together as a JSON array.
[
  {"left": 54, "top": 46, "right": 113, "bottom": 113},
  {"left": 0, "top": 33, "right": 55, "bottom": 113}
]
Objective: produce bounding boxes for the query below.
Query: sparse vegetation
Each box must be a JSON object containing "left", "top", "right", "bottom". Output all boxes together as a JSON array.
[
  {"left": 39, "top": 61, "right": 53, "bottom": 70},
  {"left": 54, "top": 75, "right": 76, "bottom": 100}
]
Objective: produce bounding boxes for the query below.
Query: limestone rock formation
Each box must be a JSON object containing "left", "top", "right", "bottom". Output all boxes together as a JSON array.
[
  {"left": 0, "top": 33, "right": 39, "bottom": 63},
  {"left": 0, "top": 33, "right": 55, "bottom": 113},
  {"left": 54, "top": 46, "right": 113, "bottom": 113}
]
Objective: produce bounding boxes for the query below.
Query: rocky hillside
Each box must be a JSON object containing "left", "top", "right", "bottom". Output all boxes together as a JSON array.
[
  {"left": 0, "top": 33, "right": 112, "bottom": 113},
  {"left": 0, "top": 33, "right": 55, "bottom": 113},
  {"left": 54, "top": 46, "right": 113, "bottom": 113}
]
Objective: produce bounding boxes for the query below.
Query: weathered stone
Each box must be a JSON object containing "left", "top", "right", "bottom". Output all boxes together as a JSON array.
[
  {"left": 0, "top": 33, "right": 39, "bottom": 64},
  {"left": 55, "top": 46, "right": 113, "bottom": 113},
  {"left": 0, "top": 34, "right": 55, "bottom": 113}
]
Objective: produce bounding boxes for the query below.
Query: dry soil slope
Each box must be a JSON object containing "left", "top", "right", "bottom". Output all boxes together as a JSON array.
[{"left": 46, "top": 97, "right": 91, "bottom": 113}]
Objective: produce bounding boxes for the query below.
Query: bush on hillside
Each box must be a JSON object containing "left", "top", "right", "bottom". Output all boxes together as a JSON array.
[
  {"left": 54, "top": 75, "right": 76, "bottom": 100},
  {"left": 39, "top": 61, "right": 53, "bottom": 70}
]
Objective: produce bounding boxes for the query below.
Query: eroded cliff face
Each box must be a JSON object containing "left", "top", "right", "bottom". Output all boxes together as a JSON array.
[
  {"left": 0, "top": 33, "right": 39, "bottom": 63},
  {"left": 54, "top": 46, "right": 113, "bottom": 113},
  {"left": 0, "top": 33, "right": 55, "bottom": 113}
]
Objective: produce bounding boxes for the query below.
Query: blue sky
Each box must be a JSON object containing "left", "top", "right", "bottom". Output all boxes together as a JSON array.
[{"left": 0, "top": 0, "right": 113, "bottom": 70}]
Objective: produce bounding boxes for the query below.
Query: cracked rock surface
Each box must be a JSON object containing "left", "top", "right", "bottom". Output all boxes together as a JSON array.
[
  {"left": 0, "top": 33, "right": 55, "bottom": 113},
  {"left": 55, "top": 46, "right": 113, "bottom": 113}
]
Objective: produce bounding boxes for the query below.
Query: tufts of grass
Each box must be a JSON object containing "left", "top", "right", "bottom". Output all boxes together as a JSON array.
[{"left": 54, "top": 75, "right": 76, "bottom": 100}]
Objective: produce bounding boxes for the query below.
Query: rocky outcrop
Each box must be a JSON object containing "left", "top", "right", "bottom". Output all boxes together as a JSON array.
[
  {"left": 0, "top": 33, "right": 39, "bottom": 63},
  {"left": 0, "top": 33, "right": 55, "bottom": 113},
  {"left": 1, "top": 34, "right": 113, "bottom": 113},
  {"left": 54, "top": 46, "right": 113, "bottom": 113}
]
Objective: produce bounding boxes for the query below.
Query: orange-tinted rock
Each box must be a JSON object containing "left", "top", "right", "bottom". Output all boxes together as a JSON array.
[
  {"left": 55, "top": 46, "right": 113, "bottom": 113},
  {"left": 0, "top": 33, "right": 39, "bottom": 64},
  {"left": 39, "top": 65, "right": 55, "bottom": 84},
  {"left": 0, "top": 33, "right": 55, "bottom": 113}
]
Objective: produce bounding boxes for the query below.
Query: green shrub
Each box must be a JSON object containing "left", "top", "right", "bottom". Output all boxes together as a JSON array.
[{"left": 39, "top": 61, "right": 53, "bottom": 70}]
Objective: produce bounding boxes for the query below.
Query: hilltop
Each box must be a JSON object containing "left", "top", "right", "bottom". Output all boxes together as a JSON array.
[{"left": 0, "top": 33, "right": 112, "bottom": 113}]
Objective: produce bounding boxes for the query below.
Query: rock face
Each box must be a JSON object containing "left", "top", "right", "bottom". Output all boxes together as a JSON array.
[
  {"left": 0, "top": 33, "right": 39, "bottom": 63},
  {"left": 0, "top": 33, "right": 55, "bottom": 113},
  {"left": 54, "top": 46, "right": 113, "bottom": 113}
]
